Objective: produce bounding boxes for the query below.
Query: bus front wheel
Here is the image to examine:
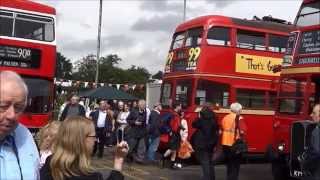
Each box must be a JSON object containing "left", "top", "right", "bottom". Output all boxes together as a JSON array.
[{"left": 272, "top": 159, "right": 297, "bottom": 180}]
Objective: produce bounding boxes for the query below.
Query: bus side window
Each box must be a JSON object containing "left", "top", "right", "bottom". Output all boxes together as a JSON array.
[
  {"left": 161, "top": 83, "right": 172, "bottom": 108},
  {"left": 195, "top": 80, "right": 229, "bottom": 107},
  {"left": 269, "top": 34, "right": 288, "bottom": 53},
  {"left": 236, "top": 89, "right": 265, "bottom": 109},
  {"left": 207, "top": 27, "right": 231, "bottom": 46},
  {"left": 237, "top": 29, "right": 266, "bottom": 51},
  {"left": 268, "top": 91, "right": 277, "bottom": 109}
]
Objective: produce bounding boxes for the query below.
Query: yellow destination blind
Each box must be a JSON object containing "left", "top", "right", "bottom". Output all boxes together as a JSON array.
[{"left": 235, "top": 53, "right": 281, "bottom": 76}]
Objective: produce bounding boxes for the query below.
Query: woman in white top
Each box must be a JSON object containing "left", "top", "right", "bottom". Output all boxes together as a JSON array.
[
  {"left": 117, "top": 103, "right": 130, "bottom": 129},
  {"left": 180, "top": 111, "right": 188, "bottom": 142},
  {"left": 174, "top": 111, "right": 189, "bottom": 168}
]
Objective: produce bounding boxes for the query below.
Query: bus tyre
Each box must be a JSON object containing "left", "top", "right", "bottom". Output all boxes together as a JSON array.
[{"left": 271, "top": 161, "right": 296, "bottom": 180}]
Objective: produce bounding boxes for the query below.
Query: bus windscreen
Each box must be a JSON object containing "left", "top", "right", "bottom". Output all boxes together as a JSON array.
[{"left": 296, "top": 1, "right": 320, "bottom": 26}]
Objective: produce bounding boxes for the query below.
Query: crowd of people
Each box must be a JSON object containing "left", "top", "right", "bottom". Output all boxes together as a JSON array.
[
  {"left": 0, "top": 71, "right": 128, "bottom": 180},
  {"left": 0, "top": 70, "right": 319, "bottom": 180}
]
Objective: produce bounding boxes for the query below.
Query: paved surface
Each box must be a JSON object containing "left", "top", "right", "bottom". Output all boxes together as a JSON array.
[{"left": 92, "top": 147, "right": 274, "bottom": 180}]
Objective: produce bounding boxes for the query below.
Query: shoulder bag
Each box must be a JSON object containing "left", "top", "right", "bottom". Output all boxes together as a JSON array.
[{"left": 231, "top": 115, "right": 248, "bottom": 155}]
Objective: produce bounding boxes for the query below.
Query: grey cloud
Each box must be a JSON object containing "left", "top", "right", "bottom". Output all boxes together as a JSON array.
[
  {"left": 205, "top": 0, "right": 241, "bottom": 8},
  {"left": 140, "top": 0, "right": 182, "bottom": 13},
  {"left": 131, "top": 14, "right": 181, "bottom": 32},
  {"left": 80, "top": 23, "right": 92, "bottom": 29},
  {"left": 59, "top": 38, "right": 97, "bottom": 54},
  {"left": 134, "top": 48, "right": 166, "bottom": 74},
  {"left": 59, "top": 34, "right": 134, "bottom": 57},
  {"left": 102, "top": 35, "right": 135, "bottom": 49}
]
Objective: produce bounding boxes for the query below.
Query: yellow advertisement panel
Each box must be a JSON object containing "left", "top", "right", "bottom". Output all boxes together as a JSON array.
[{"left": 236, "top": 53, "right": 281, "bottom": 76}]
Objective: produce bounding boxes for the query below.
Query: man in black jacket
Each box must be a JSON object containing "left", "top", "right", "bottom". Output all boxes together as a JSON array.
[
  {"left": 126, "top": 99, "right": 149, "bottom": 163},
  {"left": 147, "top": 103, "right": 162, "bottom": 162},
  {"left": 90, "top": 100, "right": 111, "bottom": 158},
  {"left": 192, "top": 106, "right": 219, "bottom": 180},
  {"left": 59, "top": 95, "right": 85, "bottom": 121},
  {"left": 302, "top": 104, "right": 320, "bottom": 180}
]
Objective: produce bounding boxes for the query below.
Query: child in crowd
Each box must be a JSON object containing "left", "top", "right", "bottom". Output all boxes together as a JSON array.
[{"left": 38, "top": 120, "right": 61, "bottom": 168}]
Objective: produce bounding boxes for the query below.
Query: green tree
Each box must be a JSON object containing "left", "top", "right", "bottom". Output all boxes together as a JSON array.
[
  {"left": 56, "top": 52, "right": 73, "bottom": 79},
  {"left": 100, "top": 54, "right": 121, "bottom": 66},
  {"left": 72, "top": 54, "right": 96, "bottom": 82},
  {"left": 98, "top": 54, "right": 123, "bottom": 83},
  {"left": 126, "top": 65, "right": 151, "bottom": 84},
  {"left": 72, "top": 53, "right": 151, "bottom": 85}
]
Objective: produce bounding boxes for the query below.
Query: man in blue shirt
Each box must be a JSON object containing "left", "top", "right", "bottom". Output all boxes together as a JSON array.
[{"left": 0, "top": 71, "right": 40, "bottom": 180}]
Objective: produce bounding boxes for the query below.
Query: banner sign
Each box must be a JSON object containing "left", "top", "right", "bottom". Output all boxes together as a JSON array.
[{"left": 236, "top": 53, "right": 281, "bottom": 76}]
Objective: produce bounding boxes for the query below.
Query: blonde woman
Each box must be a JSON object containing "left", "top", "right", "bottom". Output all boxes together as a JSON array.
[
  {"left": 117, "top": 103, "right": 130, "bottom": 129},
  {"left": 40, "top": 116, "right": 129, "bottom": 180},
  {"left": 38, "top": 120, "right": 61, "bottom": 168}
]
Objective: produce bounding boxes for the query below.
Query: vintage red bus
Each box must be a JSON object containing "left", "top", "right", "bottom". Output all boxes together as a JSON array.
[
  {"left": 271, "top": 0, "right": 319, "bottom": 179},
  {"left": 160, "top": 15, "right": 295, "bottom": 157},
  {"left": 0, "top": 0, "right": 56, "bottom": 131}
]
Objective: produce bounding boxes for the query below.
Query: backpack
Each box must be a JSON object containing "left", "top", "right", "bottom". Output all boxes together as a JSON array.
[
  {"left": 170, "top": 113, "right": 181, "bottom": 133},
  {"left": 159, "top": 112, "right": 173, "bottom": 134}
]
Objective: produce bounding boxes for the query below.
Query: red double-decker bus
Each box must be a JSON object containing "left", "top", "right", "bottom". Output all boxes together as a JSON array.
[
  {"left": 0, "top": 0, "right": 56, "bottom": 131},
  {"left": 271, "top": 0, "right": 319, "bottom": 179},
  {"left": 160, "top": 15, "right": 295, "bottom": 157}
]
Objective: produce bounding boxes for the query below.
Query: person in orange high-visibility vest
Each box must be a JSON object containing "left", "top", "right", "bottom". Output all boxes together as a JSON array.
[{"left": 221, "top": 102, "right": 247, "bottom": 180}]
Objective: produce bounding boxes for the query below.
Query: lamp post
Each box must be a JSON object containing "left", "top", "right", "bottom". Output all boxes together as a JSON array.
[
  {"left": 183, "top": 0, "right": 186, "bottom": 21},
  {"left": 95, "top": 0, "right": 103, "bottom": 87}
]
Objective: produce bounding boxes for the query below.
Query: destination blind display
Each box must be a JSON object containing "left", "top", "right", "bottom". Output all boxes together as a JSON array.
[
  {"left": 0, "top": 45, "right": 41, "bottom": 69},
  {"left": 299, "top": 30, "right": 320, "bottom": 54}
]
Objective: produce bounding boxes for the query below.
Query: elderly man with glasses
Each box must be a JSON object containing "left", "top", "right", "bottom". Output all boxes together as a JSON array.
[{"left": 0, "top": 71, "right": 40, "bottom": 180}]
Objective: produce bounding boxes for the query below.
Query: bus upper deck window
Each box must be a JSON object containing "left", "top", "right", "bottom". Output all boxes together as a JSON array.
[
  {"left": 185, "top": 27, "right": 203, "bottom": 47},
  {"left": 0, "top": 11, "right": 14, "bottom": 37},
  {"left": 207, "top": 27, "right": 231, "bottom": 46},
  {"left": 269, "top": 34, "right": 288, "bottom": 53},
  {"left": 172, "top": 32, "right": 185, "bottom": 50},
  {"left": 237, "top": 30, "right": 266, "bottom": 51},
  {"left": 15, "top": 13, "right": 54, "bottom": 42}
]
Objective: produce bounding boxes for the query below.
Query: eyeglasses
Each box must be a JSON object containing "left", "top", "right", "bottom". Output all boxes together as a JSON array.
[
  {"left": 0, "top": 101, "right": 26, "bottom": 113},
  {"left": 87, "top": 135, "right": 96, "bottom": 138}
]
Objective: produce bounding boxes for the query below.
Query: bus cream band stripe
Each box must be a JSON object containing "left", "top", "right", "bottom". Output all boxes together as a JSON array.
[
  {"left": 236, "top": 53, "right": 282, "bottom": 76},
  {"left": 281, "top": 67, "right": 320, "bottom": 74},
  {"left": 0, "top": 7, "right": 56, "bottom": 46},
  {"left": 195, "top": 107, "right": 274, "bottom": 115},
  {"left": 214, "top": 108, "right": 275, "bottom": 115},
  {"left": 0, "top": 36, "right": 56, "bottom": 46},
  {"left": 164, "top": 73, "right": 273, "bottom": 82}
]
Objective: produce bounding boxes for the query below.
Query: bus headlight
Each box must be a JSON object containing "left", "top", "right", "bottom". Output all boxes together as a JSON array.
[{"left": 278, "top": 143, "right": 285, "bottom": 152}]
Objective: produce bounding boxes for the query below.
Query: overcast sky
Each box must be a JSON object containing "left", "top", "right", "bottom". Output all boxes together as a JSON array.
[{"left": 36, "top": 0, "right": 302, "bottom": 74}]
